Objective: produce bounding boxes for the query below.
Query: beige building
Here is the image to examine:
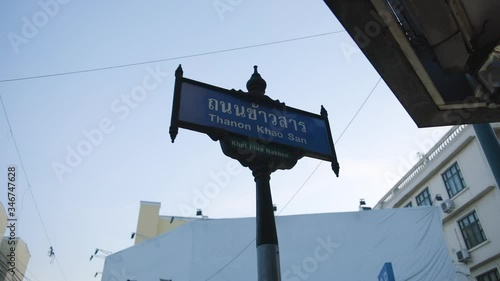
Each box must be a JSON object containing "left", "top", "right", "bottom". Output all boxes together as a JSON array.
[
  {"left": 375, "top": 123, "right": 500, "bottom": 280},
  {"left": 0, "top": 202, "right": 31, "bottom": 281},
  {"left": 133, "top": 201, "right": 200, "bottom": 245},
  {"left": 0, "top": 204, "right": 6, "bottom": 240}
]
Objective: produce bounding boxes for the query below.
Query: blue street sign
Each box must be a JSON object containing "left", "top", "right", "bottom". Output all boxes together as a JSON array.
[
  {"left": 378, "top": 262, "right": 396, "bottom": 281},
  {"left": 170, "top": 65, "right": 339, "bottom": 173},
  {"left": 173, "top": 78, "right": 334, "bottom": 160}
]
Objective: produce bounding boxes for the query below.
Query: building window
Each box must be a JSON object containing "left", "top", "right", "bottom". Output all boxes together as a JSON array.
[
  {"left": 404, "top": 202, "right": 412, "bottom": 208},
  {"left": 458, "top": 211, "right": 487, "bottom": 249},
  {"left": 442, "top": 162, "right": 467, "bottom": 198},
  {"left": 416, "top": 188, "right": 432, "bottom": 206},
  {"left": 476, "top": 268, "right": 500, "bottom": 281}
]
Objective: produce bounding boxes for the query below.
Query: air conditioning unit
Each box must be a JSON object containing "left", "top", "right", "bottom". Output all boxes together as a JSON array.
[
  {"left": 441, "top": 199, "right": 455, "bottom": 213},
  {"left": 457, "top": 249, "right": 471, "bottom": 263}
]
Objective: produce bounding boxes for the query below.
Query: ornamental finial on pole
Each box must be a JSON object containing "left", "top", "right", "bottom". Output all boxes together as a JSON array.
[{"left": 246, "top": 65, "right": 267, "bottom": 96}]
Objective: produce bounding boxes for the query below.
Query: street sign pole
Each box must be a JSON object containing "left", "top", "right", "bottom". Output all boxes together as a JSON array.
[
  {"left": 253, "top": 166, "right": 281, "bottom": 281},
  {"left": 246, "top": 67, "right": 283, "bottom": 281},
  {"left": 170, "top": 65, "right": 340, "bottom": 281}
]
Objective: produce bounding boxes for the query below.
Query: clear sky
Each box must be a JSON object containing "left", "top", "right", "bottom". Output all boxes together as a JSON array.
[{"left": 1, "top": 1, "right": 450, "bottom": 281}]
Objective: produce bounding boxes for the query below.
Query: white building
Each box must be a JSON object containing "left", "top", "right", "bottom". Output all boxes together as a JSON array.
[
  {"left": 102, "top": 207, "right": 461, "bottom": 281},
  {"left": 375, "top": 123, "right": 500, "bottom": 280}
]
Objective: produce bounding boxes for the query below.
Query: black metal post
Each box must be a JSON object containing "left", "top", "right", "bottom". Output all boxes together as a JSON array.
[{"left": 253, "top": 166, "right": 281, "bottom": 281}]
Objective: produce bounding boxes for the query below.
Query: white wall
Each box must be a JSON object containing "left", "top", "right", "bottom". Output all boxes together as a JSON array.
[{"left": 102, "top": 208, "right": 458, "bottom": 281}]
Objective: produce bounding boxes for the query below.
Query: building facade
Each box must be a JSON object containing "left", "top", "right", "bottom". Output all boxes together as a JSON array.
[
  {"left": 104, "top": 207, "right": 460, "bottom": 281},
  {"left": 0, "top": 202, "right": 31, "bottom": 281},
  {"left": 133, "top": 201, "right": 200, "bottom": 245},
  {"left": 375, "top": 123, "right": 500, "bottom": 280},
  {"left": 0, "top": 204, "right": 6, "bottom": 240}
]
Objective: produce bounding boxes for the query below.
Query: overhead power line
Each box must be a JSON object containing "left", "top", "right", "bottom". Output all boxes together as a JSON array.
[
  {"left": 0, "top": 30, "right": 345, "bottom": 84},
  {"left": 0, "top": 95, "right": 68, "bottom": 281},
  {"left": 0, "top": 259, "right": 32, "bottom": 281},
  {"left": 278, "top": 77, "right": 382, "bottom": 213},
  {"left": 1, "top": 28, "right": 370, "bottom": 281},
  {"left": 0, "top": 96, "right": 52, "bottom": 242},
  {"left": 16, "top": 259, "right": 42, "bottom": 281}
]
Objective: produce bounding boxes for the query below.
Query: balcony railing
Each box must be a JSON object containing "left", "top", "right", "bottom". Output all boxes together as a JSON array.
[{"left": 378, "top": 125, "right": 468, "bottom": 207}]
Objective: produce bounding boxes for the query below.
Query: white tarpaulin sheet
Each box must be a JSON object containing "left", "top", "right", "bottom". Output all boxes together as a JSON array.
[{"left": 102, "top": 207, "right": 458, "bottom": 281}]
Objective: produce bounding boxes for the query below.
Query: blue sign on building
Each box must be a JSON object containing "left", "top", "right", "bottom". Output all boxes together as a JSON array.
[{"left": 378, "top": 262, "right": 396, "bottom": 281}]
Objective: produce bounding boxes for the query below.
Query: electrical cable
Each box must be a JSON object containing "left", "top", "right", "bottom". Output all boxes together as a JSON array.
[
  {"left": 278, "top": 77, "right": 382, "bottom": 214},
  {"left": 15, "top": 258, "right": 42, "bottom": 281},
  {"left": 0, "top": 96, "right": 52, "bottom": 242},
  {"left": 0, "top": 95, "right": 68, "bottom": 281},
  {"left": 54, "top": 258, "right": 68, "bottom": 281},
  {"left": 1, "top": 30, "right": 375, "bottom": 281},
  {"left": 0, "top": 31, "right": 345, "bottom": 84},
  {"left": 0, "top": 259, "right": 30, "bottom": 281}
]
